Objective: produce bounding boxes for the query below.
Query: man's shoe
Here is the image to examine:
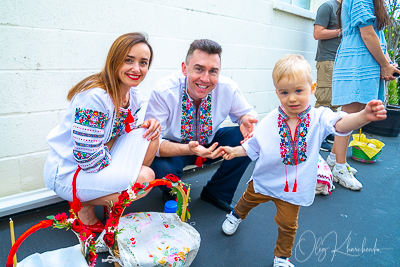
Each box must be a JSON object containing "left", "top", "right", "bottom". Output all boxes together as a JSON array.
[
  {"left": 273, "top": 256, "right": 295, "bottom": 267},
  {"left": 326, "top": 156, "right": 358, "bottom": 176},
  {"left": 200, "top": 187, "right": 234, "bottom": 212},
  {"left": 320, "top": 139, "right": 332, "bottom": 152},
  {"left": 222, "top": 211, "right": 242, "bottom": 235},
  {"left": 332, "top": 165, "right": 363, "bottom": 190},
  {"left": 326, "top": 134, "right": 335, "bottom": 144},
  {"left": 162, "top": 191, "right": 177, "bottom": 202}
]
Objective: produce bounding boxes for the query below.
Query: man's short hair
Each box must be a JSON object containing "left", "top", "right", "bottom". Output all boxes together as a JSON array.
[
  {"left": 272, "top": 54, "right": 313, "bottom": 86},
  {"left": 185, "top": 39, "right": 222, "bottom": 64}
]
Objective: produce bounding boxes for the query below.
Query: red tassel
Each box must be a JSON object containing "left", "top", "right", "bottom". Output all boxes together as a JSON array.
[
  {"left": 123, "top": 109, "right": 135, "bottom": 133},
  {"left": 71, "top": 167, "right": 82, "bottom": 213},
  {"left": 195, "top": 156, "right": 206, "bottom": 167},
  {"left": 284, "top": 180, "right": 289, "bottom": 192},
  {"left": 292, "top": 179, "right": 297, "bottom": 192}
]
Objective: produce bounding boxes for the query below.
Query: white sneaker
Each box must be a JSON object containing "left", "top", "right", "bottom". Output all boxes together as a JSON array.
[
  {"left": 332, "top": 165, "right": 363, "bottom": 190},
  {"left": 326, "top": 156, "right": 357, "bottom": 176},
  {"left": 222, "top": 211, "right": 241, "bottom": 235},
  {"left": 273, "top": 256, "right": 295, "bottom": 267}
]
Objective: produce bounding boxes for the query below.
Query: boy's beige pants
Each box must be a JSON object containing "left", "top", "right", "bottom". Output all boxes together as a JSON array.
[{"left": 234, "top": 180, "right": 300, "bottom": 258}]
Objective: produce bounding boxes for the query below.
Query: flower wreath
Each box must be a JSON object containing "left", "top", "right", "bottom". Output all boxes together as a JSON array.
[
  {"left": 6, "top": 209, "right": 97, "bottom": 267},
  {"left": 103, "top": 174, "right": 191, "bottom": 250}
]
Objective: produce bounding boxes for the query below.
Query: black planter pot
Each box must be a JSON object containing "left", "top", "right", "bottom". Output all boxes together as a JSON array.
[{"left": 362, "top": 105, "right": 400, "bottom": 137}]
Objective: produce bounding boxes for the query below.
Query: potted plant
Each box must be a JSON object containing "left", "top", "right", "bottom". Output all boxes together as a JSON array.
[{"left": 363, "top": 0, "right": 400, "bottom": 137}]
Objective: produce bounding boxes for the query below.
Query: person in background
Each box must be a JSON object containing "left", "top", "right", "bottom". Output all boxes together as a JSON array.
[
  {"left": 313, "top": 0, "right": 342, "bottom": 152},
  {"left": 327, "top": 0, "right": 400, "bottom": 190}
]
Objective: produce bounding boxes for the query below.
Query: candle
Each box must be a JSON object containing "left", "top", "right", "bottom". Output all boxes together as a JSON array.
[{"left": 9, "top": 218, "right": 17, "bottom": 266}]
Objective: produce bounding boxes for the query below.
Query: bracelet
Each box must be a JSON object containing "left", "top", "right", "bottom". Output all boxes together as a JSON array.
[
  {"left": 389, "top": 61, "right": 394, "bottom": 65},
  {"left": 338, "top": 31, "right": 341, "bottom": 37}
]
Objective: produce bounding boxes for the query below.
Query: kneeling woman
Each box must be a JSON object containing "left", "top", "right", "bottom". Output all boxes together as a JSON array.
[{"left": 43, "top": 33, "right": 160, "bottom": 232}]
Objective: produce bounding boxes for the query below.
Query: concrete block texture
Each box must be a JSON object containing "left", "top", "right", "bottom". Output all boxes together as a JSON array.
[
  {"left": 0, "top": 112, "right": 62, "bottom": 158},
  {"left": 0, "top": 0, "right": 317, "bottom": 197},
  {"left": 0, "top": 158, "right": 20, "bottom": 197},
  {"left": 19, "top": 152, "right": 47, "bottom": 192}
]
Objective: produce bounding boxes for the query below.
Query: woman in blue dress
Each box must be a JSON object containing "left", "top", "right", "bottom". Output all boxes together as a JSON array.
[{"left": 327, "top": 0, "right": 400, "bottom": 190}]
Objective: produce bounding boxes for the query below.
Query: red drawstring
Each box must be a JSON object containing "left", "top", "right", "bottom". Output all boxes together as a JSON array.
[
  {"left": 70, "top": 166, "right": 82, "bottom": 213},
  {"left": 284, "top": 165, "right": 289, "bottom": 192},
  {"left": 123, "top": 109, "right": 135, "bottom": 133},
  {"left": 283, "top": 118, "right": 300, "bottom": 193}
]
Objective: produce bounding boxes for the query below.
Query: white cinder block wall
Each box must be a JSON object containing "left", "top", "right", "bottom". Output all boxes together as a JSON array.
[{"left": 0, "top": 0, "right": 321, "bottom": 198}]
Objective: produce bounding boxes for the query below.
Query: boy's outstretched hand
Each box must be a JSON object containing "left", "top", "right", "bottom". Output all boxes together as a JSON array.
[
  {"left": 364, "top": 100, "right": 387, "bottom": 121},
  {"left": 221, "top": 146, "right": 235, "bottom": 160},
  {"left": 221, "top": 145, "right": 247, "bottom": 160}
]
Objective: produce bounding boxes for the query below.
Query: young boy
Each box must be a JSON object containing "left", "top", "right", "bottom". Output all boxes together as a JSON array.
[{"left": 220, "top": 54, "right": 386, "bottom": 267}]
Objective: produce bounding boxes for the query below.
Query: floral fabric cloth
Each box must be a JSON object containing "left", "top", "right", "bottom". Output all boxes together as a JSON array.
[
  {"left": 316, "top": 154, "right": 333, "bottom": 193},
  {"left": 116, "top": 212, "right": 201, "bottom": 267}
]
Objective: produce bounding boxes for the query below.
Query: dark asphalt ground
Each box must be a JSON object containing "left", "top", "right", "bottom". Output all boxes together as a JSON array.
[{"left": 1, "top": 132, "right": 399, "bottom": 266}]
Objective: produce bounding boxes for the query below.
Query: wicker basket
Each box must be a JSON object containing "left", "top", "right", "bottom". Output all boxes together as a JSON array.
[
  {"left": 349, "top": 132, "right": 384, "bottom": 164},
  {"left": 351, "top": 146, "right": 382, "bottom": 163}
]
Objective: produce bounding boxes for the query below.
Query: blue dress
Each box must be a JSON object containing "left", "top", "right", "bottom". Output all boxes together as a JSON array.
[{"left": 332, "top": 0, "right": 386, "bottom": 105}]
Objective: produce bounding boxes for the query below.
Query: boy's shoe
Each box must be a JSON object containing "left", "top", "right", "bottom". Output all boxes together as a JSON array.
[
  {"left": 326, "top": 134, "right": 335, "bottom": 144},
  {"left": 273, "top": 256, "right": 295, "bottom": 267},
  {"left": 320, "top": 140, "right": 332, "bottom": 152},
  {"left": 332, "top": 165, "right": 363, "bottom": 190},
  {"left": 222, "top": 211, "right": 242, "bottom": 235},
  {"left": 326, "top": 156, "right": 357, "bottom": 176}
]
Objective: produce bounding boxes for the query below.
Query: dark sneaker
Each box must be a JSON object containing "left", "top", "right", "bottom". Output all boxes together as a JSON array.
[
  {"left": 200, "top": 187, "right": 234, "bottom": 212},
  {"left": 326, "top": 134, "right": 335, "bottom": 144},
  {"left": 320, "top": 139, "right": 332, "bottom": 152},
  {"left": 162, "top": 191, "right": 177, "bottom": 202}
]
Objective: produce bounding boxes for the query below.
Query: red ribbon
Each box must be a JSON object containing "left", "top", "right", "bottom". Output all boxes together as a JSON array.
[
  {"left": 123, "top": 109, "right": 135, "bottom": 133},
  {"left": 6, "top": 220, "right": 53, "bottom": 267},
  {"left": 71, "top": 166, "right": 82, "bottom": 213}
]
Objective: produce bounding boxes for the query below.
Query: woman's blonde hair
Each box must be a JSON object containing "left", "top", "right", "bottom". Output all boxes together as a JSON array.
[
  {"left": 67, "top": 32, "right": 153, "bottom": 115},
  {"left": 272, "top": 54, "right": 312, "bottom": 86}
]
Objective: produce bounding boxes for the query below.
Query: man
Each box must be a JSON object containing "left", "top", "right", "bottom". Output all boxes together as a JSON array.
[
  {"left": 145, "top": 39, "right": 258, "bottom": 212},
  {"left": 313, "top": 0, "right": 342, "bottom": 152}
]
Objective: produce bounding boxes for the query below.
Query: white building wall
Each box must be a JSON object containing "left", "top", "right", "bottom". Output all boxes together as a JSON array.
[{"left": 0, "top": 0, "right": 320, "bottom": 198}]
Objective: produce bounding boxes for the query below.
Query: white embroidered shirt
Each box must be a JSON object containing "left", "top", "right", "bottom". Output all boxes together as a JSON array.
[
  {"left": 144, "top": 70, "right": 257, "bottom": 156},
  {"left": 242, "top": 106, "right": 350, "bottom": 206}
]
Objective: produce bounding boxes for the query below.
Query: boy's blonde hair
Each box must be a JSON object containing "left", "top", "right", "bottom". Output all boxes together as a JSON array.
[{"left": 272, "top": 54, "right": 313, "bottom": 86}]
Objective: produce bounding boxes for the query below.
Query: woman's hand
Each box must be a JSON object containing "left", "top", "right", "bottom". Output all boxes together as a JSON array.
[
  {"left": 380, "top": 63, "right": 400, "bottom": 81},
  {"left": 141, "top": 118, "right": 161, "bottom": 141}
]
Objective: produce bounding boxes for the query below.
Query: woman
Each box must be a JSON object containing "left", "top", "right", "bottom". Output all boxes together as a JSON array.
[
  {"left": 43, "top": 32, "right": 160, "bottom": 232},
  {"left": 327, "top": 0, "right": 400, "bottom": 190}
]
